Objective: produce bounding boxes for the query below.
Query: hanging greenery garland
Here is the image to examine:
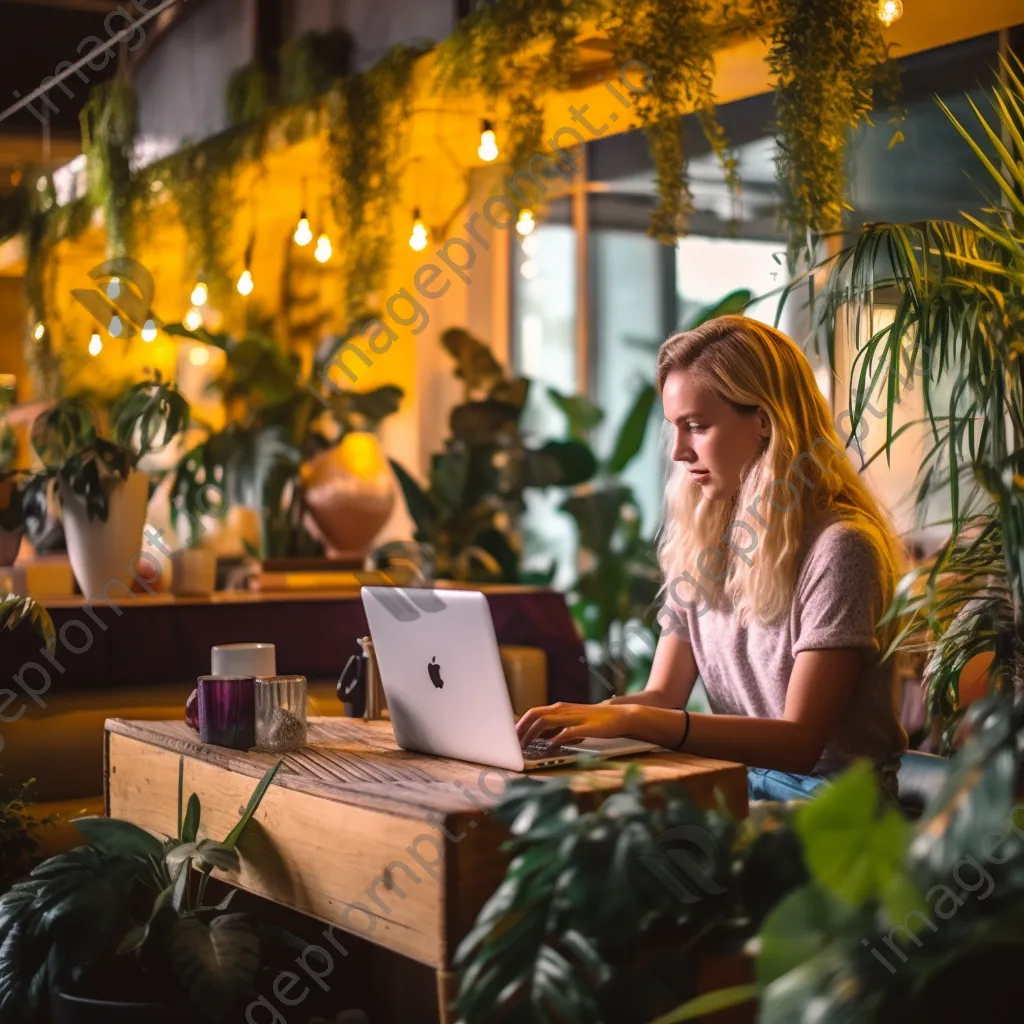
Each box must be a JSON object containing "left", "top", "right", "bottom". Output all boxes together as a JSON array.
[
  {"left": 80, "top": 76, "right": 137, "bottom": 260},
  {"left": 754, "top": 0, "right": 895, "bottom": 257},
  {"left": 435, "top": 0, "right": 600, "bottom": 193},
  {"left": 326, "top": 41, "right": 426, "bottom": 317}
]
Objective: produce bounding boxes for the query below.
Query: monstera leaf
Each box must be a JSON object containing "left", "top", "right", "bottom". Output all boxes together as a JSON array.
[
  {"left": 548, "top": 389, "right": 605, "bottom": 441},
  {"left": 441, "top": 328, "right": 505, "bottom": 396},
  {"left": 523, "top": 441, "right": 598, "bottom": 489},
  {"left": 450, "top": 400, "right": 523, "bottom": 445},
  {"left": 560, "top": 486, "right": 634, "bottom": 556}
]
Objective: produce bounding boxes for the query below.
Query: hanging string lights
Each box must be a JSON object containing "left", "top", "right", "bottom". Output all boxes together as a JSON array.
[
  {"left": 477, "top": 119, "right": 498, "bottom": 162},
  {"left": 409, "top": 208, "right": 428, "bottom": 252}
]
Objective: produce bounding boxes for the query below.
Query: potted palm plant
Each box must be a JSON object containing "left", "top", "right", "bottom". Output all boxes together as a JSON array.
[
  {"left": 30, "top": 374, "right": 189, "bottom": 597},
  {"left": 0, "top": 760, "right": 341, "bottom": 1023},
  {"left": 811, "top": 52, "right": 1024, "bottom": 742}
]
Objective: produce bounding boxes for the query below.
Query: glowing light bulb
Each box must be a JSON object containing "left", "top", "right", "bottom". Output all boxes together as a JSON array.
[
  {"left": 236, "top": 269, "right": 254, "bottom": 296},
  {"left": 141, "top": 319, "right": 157, "bottom": 342},
  {"left": 478, "top": 120, "right": 498, "bottom": 162},
  {"left": 877, "top": 0, "right": 902, "bottom": 25},
  {"left": 521, "top": 233, "right": 540, "bottom": 256},
  {"left": 88, "top": 332, "right": 102, "bottom": 356},
  {"left": 183, "top": 306, "right": 204, "bottom": 331},
  {"left": 109, "top": 315, "right": 123, "bottom": 337},
  {"left": 314, "top": 233, "right": 333, "bottom": 263},
  {"left": 294, "top": 212, "right": 313, "bottom": 247},
  {"left": 32, "top": 322, "right": 45, "bottom": 341},
  {"left": 189, "top": 346, "right": 210, "bottom": 367},
  {"left": 190, "top": 280, "right": 209, "bottom": 306},
  {"left": 409, "top": 209, "right": 428, "bottom": 252},
  {"left": 516, "top": 208, "right": 535, "bottom": 236},
  {"left": 106, "top": 277, "right": 121, "bottom": 300},
  {"left": 520, "top": 259, "right": 538, "bottom": 280}
]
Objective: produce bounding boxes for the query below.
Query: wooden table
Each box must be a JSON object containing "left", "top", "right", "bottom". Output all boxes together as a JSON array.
[{"left": 105, "top": 717, "right": 748, "bottom": 1023}]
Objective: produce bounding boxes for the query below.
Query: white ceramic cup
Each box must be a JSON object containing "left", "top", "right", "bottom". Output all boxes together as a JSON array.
[{"left": 211, "top": 643, "right": 277, "bottom": 678}]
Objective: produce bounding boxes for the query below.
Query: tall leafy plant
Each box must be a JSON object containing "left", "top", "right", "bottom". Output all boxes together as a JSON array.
[
  {"left": 811, "top": 53, "right": 1024, "bottom": 740},
  {"left": 169, "top": 322, "right": 403, "bottom": 557},
  {"left": 383, "top": 328, "right": 597, "bottom": 582}
]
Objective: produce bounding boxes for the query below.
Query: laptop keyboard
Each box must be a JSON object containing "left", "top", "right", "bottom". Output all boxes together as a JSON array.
[{"left": 522, "top": 739, "right": 572, "bottom": 759}]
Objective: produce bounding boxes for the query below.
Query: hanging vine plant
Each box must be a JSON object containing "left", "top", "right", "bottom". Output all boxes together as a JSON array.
[
  {"left": 80, "top": 75, "right": 137, "bottom": 260},
  {"left": 435, "top": 0, "right": 600, "bottom": 200},
  {"left": 598, "top": 0, "right": 741, "bottom": 242},
  {"left": 327, "top": 41, "right": 427, "bottom": 317},
  {"left": 755, "top": 0, "right": 894, "bottom": 258}
]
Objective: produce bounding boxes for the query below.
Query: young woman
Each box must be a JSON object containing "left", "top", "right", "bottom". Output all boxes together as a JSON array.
[{"left": 516, "top": 315, "right": 908, "bottom": 800}]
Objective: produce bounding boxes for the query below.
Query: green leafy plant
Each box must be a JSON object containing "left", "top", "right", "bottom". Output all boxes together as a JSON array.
[
  {"left": 80, "top": 75, "right": 138, "bottom": 260},
  {"left": 452, "top": 765, "right": 803, "bottom": 1024},
  {"left": 280, "top": 28, "right": 354, "bottom": 104},
  {"left": 381, "top": 327, "right": 596, "bottom": 582},
  {"left": 0, "top": 777, "right": 55, "bottom": 892},
  {"left": 0, "top": 759, "right": 330, "bottom": 1023},
  {"left": 168, "top": 322, "right": 403, "bottom": 557},
  {"left": 754, "top": 0, "right": 897, "bottom": 260},
  {"left": 30, "top": 373, "right": 190, "bottom": 523},
  {"left": 809, "top": 53, "right": 1024, "bottom": 741}
]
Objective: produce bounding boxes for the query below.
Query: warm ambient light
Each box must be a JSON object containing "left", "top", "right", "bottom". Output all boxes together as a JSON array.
[
  {"left": 478, "top": 120, "right": 498, "bottom": 162},
  {"left": 236, "top": 269, "right": 254, "bottom": 296},
  {"left": 141, "top": 319, "right": 157, "bottom": 342},
  {"left": 515, "top": 208, "right": 535, "bottom": 236},
  {"left": 32, "top": 322, "right": 45, "bottom": 341},
  {"left": 877, "top": 0, "right": 902, "bottom": 26},
  {"left": 88, "top": 332, "right": 102, "bottom": 356},
  {"left": 294, "top": 211, "right": 313, "bottom": 247},
  {"left": 521, "top": 233, "right": 540, "bottom": 256},
  {"left": 183, "top": 306, "right": 204, "bottom": 331},
  {"left": 190, "top": 280, "right": 209, "bottom": 306},
  {"left": 189, "top": 346, "right": 210, "bottom": 367},
  {"left": 314, "top": 233, "right": 333, "bottom": 263},
  {"left": 409, "top": 209, "right": 428, "bottom": 252}
]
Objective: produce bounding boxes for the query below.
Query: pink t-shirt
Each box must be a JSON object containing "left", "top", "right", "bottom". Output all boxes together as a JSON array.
[{"left": 662, "top": 514, "right": 908, "bottom": 773}]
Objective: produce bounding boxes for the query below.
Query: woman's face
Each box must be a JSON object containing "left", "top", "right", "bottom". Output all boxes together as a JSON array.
[{"left": 662, "top": 369, "right": 769, "bottom": 502}]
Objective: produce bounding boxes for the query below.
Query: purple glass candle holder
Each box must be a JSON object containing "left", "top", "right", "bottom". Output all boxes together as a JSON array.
[{"left": 186, "top": 675, "right": 256, "bottom": 750}]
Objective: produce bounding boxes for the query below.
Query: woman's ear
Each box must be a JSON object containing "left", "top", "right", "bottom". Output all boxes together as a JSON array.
[{"left": 758, "top": 409, "right": 771, "bottom": 439}]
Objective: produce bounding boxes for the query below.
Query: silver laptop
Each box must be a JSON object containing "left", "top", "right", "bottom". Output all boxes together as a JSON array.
[{"left": 361, "top": 586, "right": 661, "bottom": 772}]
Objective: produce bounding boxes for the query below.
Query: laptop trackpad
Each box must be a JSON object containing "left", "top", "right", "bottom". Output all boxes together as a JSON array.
[{"left": 562, "top": 737, "right": 660, "bottom": 755}]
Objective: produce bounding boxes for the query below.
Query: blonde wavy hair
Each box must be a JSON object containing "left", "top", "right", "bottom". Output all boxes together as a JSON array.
[{"left": 656, "top": 316, "right": 903, "bottom": 641}]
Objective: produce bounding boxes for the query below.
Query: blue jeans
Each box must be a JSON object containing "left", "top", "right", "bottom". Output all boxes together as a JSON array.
[{"left": 747, "top": 767, "right": 831, "bottom": 801}]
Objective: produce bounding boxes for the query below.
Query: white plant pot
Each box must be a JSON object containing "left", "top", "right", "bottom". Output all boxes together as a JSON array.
[
  {"left": 171, "top": 547, "right": 216, "bottom": 597},
  {"left": 59, "top": 470, "right": 150, "bottom": 598}
]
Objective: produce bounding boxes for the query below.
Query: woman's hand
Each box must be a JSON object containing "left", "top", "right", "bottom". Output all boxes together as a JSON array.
[{"left": 516, "top": 701, "right": 638, "bottom": 748}]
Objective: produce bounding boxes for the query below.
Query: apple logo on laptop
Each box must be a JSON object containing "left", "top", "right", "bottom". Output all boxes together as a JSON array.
[{"left": 428, "top": 656, "right": 444, "bottom": 689}]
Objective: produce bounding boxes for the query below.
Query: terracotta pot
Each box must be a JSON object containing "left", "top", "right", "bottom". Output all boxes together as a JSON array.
[
  {"left": 301, "top": 433, "right": 395, "bottom": 554},
  {"left": 170, "top": 546, "right": 216, "bottom": 597},
  {"left": 0, "top": 528, "right": 21, "bottom": 566},
  {"left": 58, "top": 469, "right": 149, "bottom": 598}
]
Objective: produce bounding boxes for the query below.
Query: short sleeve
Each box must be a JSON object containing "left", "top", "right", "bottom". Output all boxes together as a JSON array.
[
  {"left": 792, "top": 524, "right": 884, "bottom": 655},
  {"left": 655, "top": 594, "right": 691, "bottom": 644}
]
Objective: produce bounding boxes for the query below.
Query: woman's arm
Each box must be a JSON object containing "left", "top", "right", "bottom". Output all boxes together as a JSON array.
[
  {"left": 517, "top": 647, "right": 863, "bottom": 774},
  {"left": 603, "top": 630, "right": 699, "bottom": 709}
]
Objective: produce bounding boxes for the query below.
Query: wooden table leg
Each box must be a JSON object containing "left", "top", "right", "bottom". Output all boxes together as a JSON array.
[{"left": 437, "top": 968, "right": 458, "bottom": 1024}]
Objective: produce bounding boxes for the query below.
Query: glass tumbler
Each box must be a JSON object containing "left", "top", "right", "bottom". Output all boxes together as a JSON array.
[{"left": 255, "top": 675, "right": 308, "bottom": 752}]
